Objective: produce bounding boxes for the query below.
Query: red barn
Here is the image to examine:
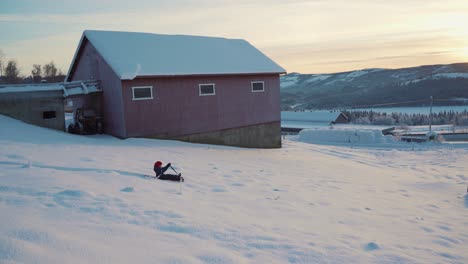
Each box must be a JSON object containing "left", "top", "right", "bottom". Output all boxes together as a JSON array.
[{"left": 66, "top": 30, "right": 286, "bottom": 148}]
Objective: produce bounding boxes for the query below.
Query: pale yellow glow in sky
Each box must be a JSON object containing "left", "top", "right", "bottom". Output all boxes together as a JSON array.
[
  {"left": 462, "top": 47, "right": 468, "bottom": 59},
  {"left": 1, "top": 0, "right": 468, "bottom": 75}
]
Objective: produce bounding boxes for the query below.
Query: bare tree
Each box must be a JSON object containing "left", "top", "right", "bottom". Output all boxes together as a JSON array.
[
  {"left": 31, "top": 64, "right": 42, "bottom": 83},
  {"left": 43, "top": 61, "right": 58, "bottom": 79},
  {"left": 0, "top": 49, "right": 5, "bottom": 77},
  {"left": 5, "top": 60, "right": 20, "bottom": 83}
]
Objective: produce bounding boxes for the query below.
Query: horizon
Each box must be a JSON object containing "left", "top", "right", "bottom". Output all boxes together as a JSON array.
[
  {"left": 1, "top": 0, "right": 468, "bottom": 76},
  {"left": 288, "top": 61, "right": 468, "bottom": 75}
]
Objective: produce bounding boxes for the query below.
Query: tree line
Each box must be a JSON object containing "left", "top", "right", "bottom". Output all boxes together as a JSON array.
[
  {"left": 343, "top": 110, "right": 468, "bottom": 126},
  {"left": 0, "top": 49, "right": 65, "bottom": 84}
]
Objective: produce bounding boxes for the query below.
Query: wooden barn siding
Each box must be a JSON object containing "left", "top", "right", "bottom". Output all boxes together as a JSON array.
[
  {"left": 121, "top": 74, "right": 281, "bottom": 138},
  {"left": 69, "top": 39, "right": 126, "bottom": 138}
]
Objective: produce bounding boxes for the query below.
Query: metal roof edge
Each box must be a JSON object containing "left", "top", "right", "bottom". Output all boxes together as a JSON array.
[{"left": 122, "top": 71, "right": 287, "bottom": 80}]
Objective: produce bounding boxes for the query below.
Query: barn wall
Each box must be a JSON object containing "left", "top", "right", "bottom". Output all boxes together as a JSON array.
[
  {"left": 0, "top": 91, "right": 65, "bottom": 131},
  {"left": 68, "top": 39, "right": 126, "bottom": 138},
  {"left": 121, "top": 74, "right": 281, "bottom": 147}
]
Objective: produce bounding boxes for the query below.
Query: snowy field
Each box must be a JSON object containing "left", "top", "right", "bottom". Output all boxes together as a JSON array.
[{"left": 1, "top": 114, "right": 468, "bottom": 264}]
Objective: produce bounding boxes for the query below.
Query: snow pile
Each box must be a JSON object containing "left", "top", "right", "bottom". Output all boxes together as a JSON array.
[
  {"left": 120, "top": 63, "right": 142, "bottom": 80},
  {"left": 298, "top": 127, "right": 396, "bottom": 145}
]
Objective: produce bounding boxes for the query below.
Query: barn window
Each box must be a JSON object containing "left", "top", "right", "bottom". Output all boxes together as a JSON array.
[
  {"left": 199, "top": 84, "right": 216, "bottom": 96},
  {"left": 43, "top": 111, "right": 56, "bottom": 119},
  {"left": 132, "top": 86, "right": 153, "bottom": 100},
  {"left": 251, "top": 81, "right": 265, "bottom": 92}
]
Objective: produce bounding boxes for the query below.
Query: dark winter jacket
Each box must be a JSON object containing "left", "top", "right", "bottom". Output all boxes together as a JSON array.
[{"left": 154, "top": 164, "right": 170, "bottom": 176}]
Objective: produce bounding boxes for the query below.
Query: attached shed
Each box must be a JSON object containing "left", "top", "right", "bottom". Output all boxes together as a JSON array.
[
  {"left": 0, "top": 81, "right": 101, "bottom": 131},
  {"left": 0, "top": 84, "right": 65, "bottom": 131},
  {"left": 66, "top": 30, "right": 286, "bottom": 148}
]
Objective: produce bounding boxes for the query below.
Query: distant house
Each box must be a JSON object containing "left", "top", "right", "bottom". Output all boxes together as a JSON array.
[
  {"left": 66, "top": 30, "right": 286, "bottom": 148},
  {"left": 281, "top": 111, "right": 349, "bottom": 130},
  {"left": 331, "top": 112, "right": 349, "bottom": 124}
]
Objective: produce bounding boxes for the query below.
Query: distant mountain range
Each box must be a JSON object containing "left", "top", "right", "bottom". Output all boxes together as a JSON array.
[{"left": 280, "top": 62, "right": 468, "bottom": 110}]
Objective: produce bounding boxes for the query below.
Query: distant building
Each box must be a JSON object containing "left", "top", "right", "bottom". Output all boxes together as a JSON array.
[
  {"left": 66, "top": 30, "right": 286, "bottom": 148},
  {"left": 281, "top": 111, "right": 349, "bottom": 130},
  {"left": 331, "top": 112, "right": 349, "bottom": 124}
]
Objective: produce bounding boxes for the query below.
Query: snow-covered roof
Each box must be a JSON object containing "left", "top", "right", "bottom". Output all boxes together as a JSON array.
[
  {"left": 0, "top": 84, "right": 63, "bottom": 93},
  {"left": 63, "top": 82, "right": 100, "bottom": 97},
  {"left": 69, "top": 30, "right": 286, "bottom": 80},
  {"left": 281, "top": 111, "right": 344, "bottom": 123},
  {"left": 0, "top": 81, "right": 101, "bottom": 97}
]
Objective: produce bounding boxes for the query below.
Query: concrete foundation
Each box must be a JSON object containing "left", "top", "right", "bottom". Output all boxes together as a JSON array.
[
  {"left": 0, "top": 90, "right": 65, "bottom": 131},
  {"left": 146, "top": 121, "right": 282, "bottom": 148}
]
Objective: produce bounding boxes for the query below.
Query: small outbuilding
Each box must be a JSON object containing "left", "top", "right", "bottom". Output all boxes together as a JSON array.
[
  {"left": 332, "top": 112, "right": 349, "bottom": 124},
  {"left": 281, "top": 111, "right": 349, "bottom": 128},
  {"left": 0, "top": 81, "right": 100, "bottom": 131},
  {"left": 66, "top": 30, "right": 286, "bottom": 148}
]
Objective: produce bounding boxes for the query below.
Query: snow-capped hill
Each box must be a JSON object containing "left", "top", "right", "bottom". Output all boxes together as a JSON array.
[
  {"left": 303, "top": 74, "right": 331, "bottom": 84},
  {"left": 429, "top": 72, "right": 468, "bottom": 80},
  {"left": 280, "top": 62, "right": 468, "bottom": 109},
  {"left": 280, "top": 73, "right": 301, "bottom": 88},
  {"left": 403, "top": 72, "right": 468, "bottom": 85},
  {"left": 281, "top": 68, "right": 381, "bottom": 89}
]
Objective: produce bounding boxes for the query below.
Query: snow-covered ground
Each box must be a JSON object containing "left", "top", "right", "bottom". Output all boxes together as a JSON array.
[{"left": 1, "top": 114, "right": 467, "bottom": 264}]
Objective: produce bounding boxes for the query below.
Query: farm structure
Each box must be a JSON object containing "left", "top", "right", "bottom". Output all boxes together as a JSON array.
[
  {"left": 0, "top": 81, "right": 100, "bottom": 131},
  {"left": 281, "top": 110, "right": 349, "bottom": 133},
  {"left": 66, "top": 30, "right": 286, "bottom": 148}
]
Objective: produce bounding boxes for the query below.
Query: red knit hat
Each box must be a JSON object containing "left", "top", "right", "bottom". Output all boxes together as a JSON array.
[{"left": 154, "top": 161, "right": 162, "bottom": 167}]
